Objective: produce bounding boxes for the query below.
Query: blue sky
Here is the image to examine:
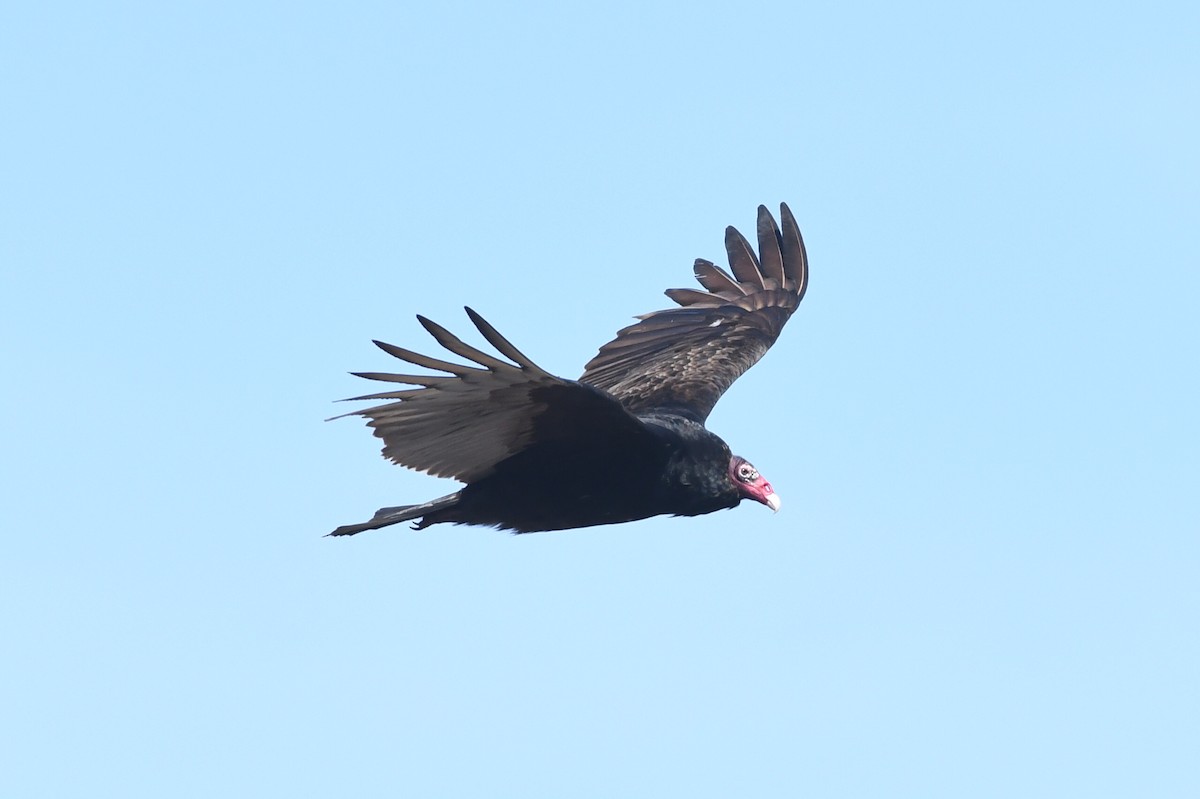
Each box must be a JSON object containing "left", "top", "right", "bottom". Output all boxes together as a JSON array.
[{"left": 3, "top": 1, "right": 1197, "bottom": 796}]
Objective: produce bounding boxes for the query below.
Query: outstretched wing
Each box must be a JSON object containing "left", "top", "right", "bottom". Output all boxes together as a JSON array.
[
  {"left": 580, "top": 203, "right": 809, "bottom": 422},
  {"left": 331, "top": 308, "right": 653, "bottom": 484}
]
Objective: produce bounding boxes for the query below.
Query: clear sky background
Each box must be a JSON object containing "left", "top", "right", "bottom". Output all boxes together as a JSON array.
[{"left": 2, "top": 1, "right": 1197, "bottom": 796}]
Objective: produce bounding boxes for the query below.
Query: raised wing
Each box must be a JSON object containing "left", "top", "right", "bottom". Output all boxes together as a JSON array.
[
  {"left": 332, "top": 308, "right": 653, "bottom": 483},
  {"left": 581, "top": 203, "right": 808, "bottom": 422}
]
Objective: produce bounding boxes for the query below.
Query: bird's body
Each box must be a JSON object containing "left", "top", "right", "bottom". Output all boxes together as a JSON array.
[
  {"left": 436, "top": 414, "right": 737, "bottom": 532},
  {"left": 329, "top": 204, "right": 809, "bottom": 536}
]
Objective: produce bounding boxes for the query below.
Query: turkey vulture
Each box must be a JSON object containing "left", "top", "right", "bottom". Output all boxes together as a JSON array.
[{"left": 329, "top": 203, "right": 809, "bottom": 536}]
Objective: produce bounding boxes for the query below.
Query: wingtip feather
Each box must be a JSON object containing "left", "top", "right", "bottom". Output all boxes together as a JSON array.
[
  {"left": 724, "top": 224, "right": 767, "bottom": 289},
  {"left": 463, "top": 307, "right": 550, "bottom": 374},
  {"left": 756, "top": 205, "right": 786, "bottom": 284},
  {"left": 778, "top": 203, "right": 808, "bottom": 299}
]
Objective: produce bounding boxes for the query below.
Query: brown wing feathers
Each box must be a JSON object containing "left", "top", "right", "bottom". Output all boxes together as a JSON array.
[
  {"left": 331, "top": 309, "right": 567, "bottom": 483},
  {"left": 670, "top": 204, "right": 806, "bottom": 305},
  {"left": 333, "top": 308, "right": 652, "bottom": 485},
  {"left": 580, "top": 203, "right": 808, "bottom": 421}
]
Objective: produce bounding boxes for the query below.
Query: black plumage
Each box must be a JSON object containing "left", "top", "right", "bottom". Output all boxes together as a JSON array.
[{"left": 329, "top": 203, "right": 809, "bottom": 536}]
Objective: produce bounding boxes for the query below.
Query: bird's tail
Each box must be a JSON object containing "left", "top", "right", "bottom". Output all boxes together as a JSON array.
[{"left": 327, "top": 491, "right": 462, "bottom": 537}]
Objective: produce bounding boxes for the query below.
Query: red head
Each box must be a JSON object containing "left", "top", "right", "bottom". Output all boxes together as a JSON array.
[{"left": 729, "top": 456, "right": 780, "bottom": 512}]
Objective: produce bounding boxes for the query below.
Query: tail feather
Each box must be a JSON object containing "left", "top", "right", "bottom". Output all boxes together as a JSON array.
[{"left": 328, "top": 491, "right": 461, "bottom": 537}]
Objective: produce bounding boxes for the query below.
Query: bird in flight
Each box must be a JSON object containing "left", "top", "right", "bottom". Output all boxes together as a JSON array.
[{"left": 329, "top": 203, "right": 809, "bottom": 536}]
